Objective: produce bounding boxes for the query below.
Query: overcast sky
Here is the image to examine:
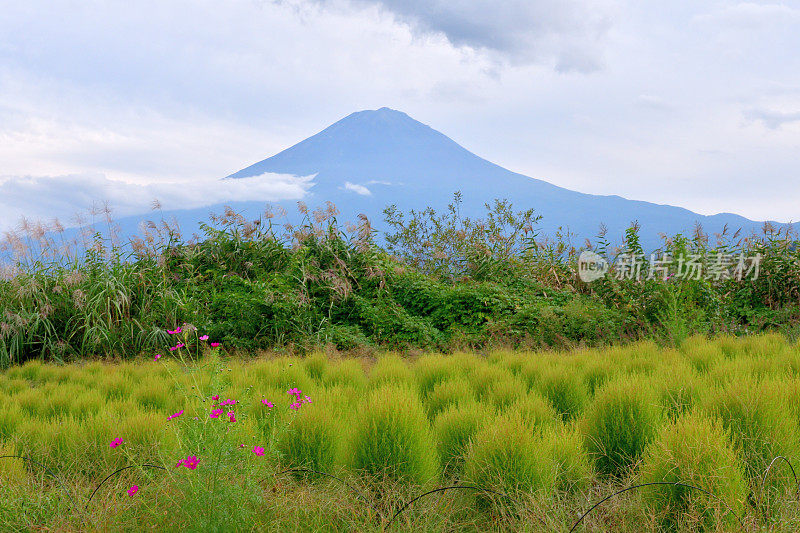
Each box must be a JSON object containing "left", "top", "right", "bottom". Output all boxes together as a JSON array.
[{"left": 1, "top": 0, "right": 799, "bottom": 230}]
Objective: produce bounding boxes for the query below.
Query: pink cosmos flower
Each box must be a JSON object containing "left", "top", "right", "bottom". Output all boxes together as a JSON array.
[
  {"left": 167, "top": 410, "right": 184, "bottom": 421},
  {"left": 168, "top": 346, "right": 178, "bottom": 352},
  {"left": 176, "top": 343, "right": 185, "bottom": 348},
  {"left": 210, "top": 409, "right": 223, "bottom": 419},
  {"left": 287, "top": 388, "right": 302, "bottom": 400},
  {"left": 252, "top": 446, "right": 265, "bottom": 457},
  {"left": 212, "top": 395, "right": 219, "bottom": 401},
  {"left": 199, "top": 335, "right": 209, "bottom": 341},
  {"left": 210, "top": 342, "right": 221, "bottom": 348},
  {"left": 220, "top": 399, "right": 237, "bottom": 406},
  {"left": 302, "top": 396, "right": 312, "bottom": 404},
  {"left": 239, "top": 444, "right": 247, "bottom": 448},
  {"left": 182, "top": 455, "right": 199, "bottom": 470},
  {"left": 262, "top": 399, "right": 274, "bottom": 408},
  {"left": 154, "top": 353, "right": 162, "bottom": 361},
  {"left": 109, "top": 437, "right": 123, "bottom": 448},
  {"left": 128, "top": 485, "right": 138, "bottom": 496},
  {"left": 228, "top": 411, "right": 236, "bottom": 423},
  {"left": 289, "top": 402, "right": 300, "bottom": 410}
]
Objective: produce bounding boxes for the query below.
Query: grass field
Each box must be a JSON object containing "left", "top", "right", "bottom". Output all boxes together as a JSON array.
[{"left": 3, "top": 333, "right": 800, "bottom": 531}]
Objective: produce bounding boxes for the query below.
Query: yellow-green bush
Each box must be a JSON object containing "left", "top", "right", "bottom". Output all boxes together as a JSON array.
[
  {"left": 581, "top": 377, "right": 662, "bottom": 478},
  {"left": 345, "top": 385, "right": 438, "bottom": 483},
  {"left": 638, "top": 413, "right": 747, "bottom": 531}
]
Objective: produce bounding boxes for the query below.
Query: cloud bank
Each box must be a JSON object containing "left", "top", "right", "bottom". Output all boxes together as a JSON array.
[{"left": 0, "top": 172, "right": 313, "bottom": 231}]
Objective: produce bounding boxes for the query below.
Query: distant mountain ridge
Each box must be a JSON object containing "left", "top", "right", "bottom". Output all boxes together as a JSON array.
[{"left": 224, "top": 107, "right": 777, "bottom": 250}]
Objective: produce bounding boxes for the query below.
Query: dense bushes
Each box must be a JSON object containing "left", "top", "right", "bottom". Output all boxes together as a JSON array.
[
  {"left": 1, "top": 196, "right": 799, "bottom": 366},
  {"left": 6, "top": 336, "right": 800, "bottom": 529}
]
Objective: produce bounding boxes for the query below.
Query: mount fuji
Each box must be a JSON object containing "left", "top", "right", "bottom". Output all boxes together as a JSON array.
[{"left": 222, "top": 107, "right": 772, "bottom": 250}]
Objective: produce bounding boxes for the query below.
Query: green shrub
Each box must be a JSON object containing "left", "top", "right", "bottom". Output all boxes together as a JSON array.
[
  {"left": 649, "top": 363, "right": 700, "bottom": 418},
  {"left": 433, "top": 402, "right": 490, "bottom": 476},
  {"left": 369, "top": 354, "right": 413, "bottom": 387},
  {"left": 682, "top": 338, "right": 723, "bottom": 374},
  {"left": 580, "top": 354, "right": 613, "bottom": 395},
  {"left": 698, "top": 377, "right": 800, "bottom": 496},
  {"left": 0, "top": 402, "right": 23, "bottom": 442},
  {"left": 464, "top": 412, "right": 556, "bottom": 500},
  {"left": 414, "top": 355, "right": 458, "bottom": 398},
  {"left": 425, "top": 377, "right": 475, "bottom": 418},
  {"left": 322, "top": 360, "right": 367, "bottom": 389},
  {"left": 277, "top": 403, "right": 341, "bottom": 475},
  {"left": 539, "top": 424, "right": 592, "bottom": 493},
  {"left": 345, "top": 385, "right": 438, "bottom": 484},
  {"left": 532, "top": 365, "right": 589, "bottom": 421},
  {"left": 511, "top": 392, "right": 558, "bottom": 431},
  {"left": 468, "top": 365, "right": 526, "bottom": 408},
  {"left": 303, "top": 353, "right": 329, "bottom": 382},
  {"left": 581, "top": 377, "right": 662, "bottom": 478},
  {"left": 638, "top": 413, "right": 747, "bottom": 530}
]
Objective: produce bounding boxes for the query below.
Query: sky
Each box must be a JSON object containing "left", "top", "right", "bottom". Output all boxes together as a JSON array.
[{"left": 1, "top": 0, "right": 799, "bottom": 230}]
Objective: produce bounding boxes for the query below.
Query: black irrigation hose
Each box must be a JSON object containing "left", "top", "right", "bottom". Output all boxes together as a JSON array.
[
  {"left": 85, "top": 464, "right": 167, "bottom": 508},
  {"left": 568, "top": 481, "right": 745, "bottom": 533},
  {"left": 384, "top": 484, "right": 517, "bottom": 530},
  {"left": 0, "top": 454, "right": 80, "bottom": 512},
  {"left": 6, "top": 452, "right": 800, "bottom": 531},
  {"left": 757, "top": 455, "right": 800, "bottom": 512}
]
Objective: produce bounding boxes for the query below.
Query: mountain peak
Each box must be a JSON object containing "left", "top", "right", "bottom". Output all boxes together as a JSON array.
[{"left": 225, "top": 107, "right": 469, "bottom": 180}]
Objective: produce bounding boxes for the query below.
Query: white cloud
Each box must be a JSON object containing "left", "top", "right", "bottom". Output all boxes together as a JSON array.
[
  {"left": 342, "top": 181, "right": 372, "bottom": 196},
  {"left": 745, "top": 108, "right": 800, "bottom": 129},
  {"left": 0, "top": 172, "right": 314, "bottom": 231}
]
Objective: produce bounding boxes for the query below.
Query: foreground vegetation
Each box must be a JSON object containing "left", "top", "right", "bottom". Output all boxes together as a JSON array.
[
  {"left": 3, "top": 334, "right": 800, "bottom": 531},
  {"left": 0, "top": 196, "right": 799, "bottom": 367}
]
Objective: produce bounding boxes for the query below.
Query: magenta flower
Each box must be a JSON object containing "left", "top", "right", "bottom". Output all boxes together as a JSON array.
[
  {"left": 209, "top": 409, "right": 223, "bottom": 419},
  {"left": 262, "top": 399, "right": 274, "bottom": 408},
  {"left": 220, "top": 399, "right": 237, "bottom": 406},
  {"left": 154, "top": 353, "right": 162, "bottom": 361},
  {"left": 109, "top": 437, "right": 123, "bottom": 448},
  {"left": 287, "top": 388, "right": 303, "bottom": 400},
  {"left": 168, "top": 346, "right": 178, "bottom": 352},
  {"left": 302, "top": 396, "right": 312, "bottom": 404},
  {"left": 199, "top": 335, "right": 209, "bottom": 341},
  {"left": 252, "top": 446, "right": 265, "bottom": 457},
  {"left": 182, "top": 455, "right": 199, "bottom": 470},
  {"left": 167, "top": 410, "right": 184, "bottom": 421},
  {"left": 128, "top": 485, "right": 138, "bottom": 496},
  {"left": 228, "top": 411, "right": 237, "bottom": 423},
  {"left": 289, "top": 402, "right": 300, "bottom": 410},
  {"left": 176, "top": 343, "right": 185, "bottom": 348},
  {"left": 210, "top": 342, "right": 221, "bottom": 348},
  {"left": 212, "top": 395, "right": 219, "bottom": 401}
]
